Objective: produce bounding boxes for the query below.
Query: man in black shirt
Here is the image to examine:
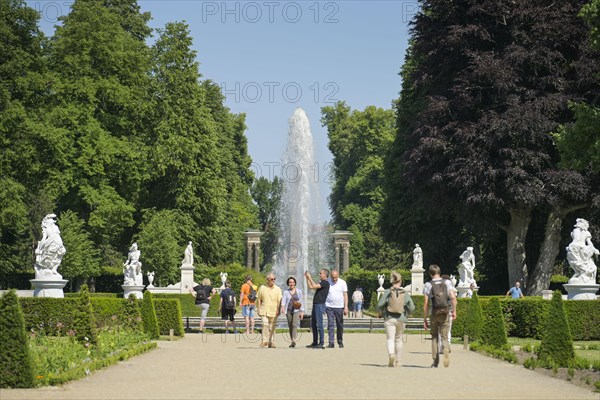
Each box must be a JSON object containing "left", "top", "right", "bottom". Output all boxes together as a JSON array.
[{"left": 304, "top": 269, "right": 330, "bottom": 349}]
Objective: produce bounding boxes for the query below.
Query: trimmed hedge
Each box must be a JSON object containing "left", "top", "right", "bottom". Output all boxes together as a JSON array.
[
  {"left": 141, "top": 291, "right": 159, "bottom": 339},
  {"left": 0, "top": 290, "right": 35, "bottom": 388},
  {"left": 538, "top": 291, "right": 574, "bottom": 367},
  {"left": 19, "top": 297, "right": 142, "bottom": 334},
  {"left": 451, "top": 297, "right": 599, "bottom": 341},
  {"left": 154, "top": 293, "right": 198, "bottom": 317},
  {"left": 154, "top": 298, "right": 184, "bottom": 336},
  {"left": 72, "top": 285, "right": 97, "bottom": 344},
  {"left": 463, "top": 293, "right": 483, "bottom": 341},
  {"left": 480, "top": 297, "right": 507, "bottom": 348},
  {"left": 65, "top": 292, "right": 119, "bottom": 298}
]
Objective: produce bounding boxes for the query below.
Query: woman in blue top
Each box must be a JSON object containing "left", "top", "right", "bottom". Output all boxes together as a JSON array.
[{"left": 280, "top": 276, "right": 305, "bottom": 348}]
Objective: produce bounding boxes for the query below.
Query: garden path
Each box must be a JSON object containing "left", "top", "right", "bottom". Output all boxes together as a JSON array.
[{"left": 1, "top": 332, "right": 596, "bottom": 400}]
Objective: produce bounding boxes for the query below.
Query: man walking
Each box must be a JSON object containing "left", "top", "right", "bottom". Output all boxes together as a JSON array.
[
  {"left": 256, "top": 272, "right": 282, "bottom": 348},
  {"left": 506, "top": 281, "right": 525, "bottom": 299},
  {"left": 304, "top": 269, "right": 330, "bottom": 349},
  {"left": 240, "top": 274, "right": 257, "bottom": 334},
  {"left": 423, "top": 264, "right": 457, "bottom": 368},
  {"left": 325, "top": 270, "right": 348, "bottom": 348}
]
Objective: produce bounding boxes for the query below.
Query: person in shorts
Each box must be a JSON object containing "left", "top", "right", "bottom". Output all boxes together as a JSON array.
[
  {"left": 190, "top": 278, "right": 216, "bottom": 332},
  {"left": 219, "top": 281, "right": 237, "bottom": 334},
  {"left": 352, "top": 287, "right": 364, "bottom": 318},
  {"left": 240, "top": 274, "right": 257, "bottom": 334}
]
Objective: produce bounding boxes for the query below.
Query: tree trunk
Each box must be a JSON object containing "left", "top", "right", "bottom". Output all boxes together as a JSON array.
[
  {"left": 528, "top": 205, "right": 586, "bottom": 295},
  {"left": 527, "top": 211, "right": 563, "bottom": 296},
  {"left": 504, "top": 207, "right": 532, "bottom": 292}
]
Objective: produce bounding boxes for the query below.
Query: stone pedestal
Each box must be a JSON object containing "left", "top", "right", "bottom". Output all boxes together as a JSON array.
[
  {"left": 541, "top": 290, "right": 553, "bottom": 300},
  {"left": 410, "top": 267, "right": 425, "bottom": 295},
  {"left": 30, "top": 279, "right": 68, "bottom": 298},
  {"left": 563, "top": 284, "right": 600, "bottom": 300},
  {"left": 456, "top": 286, "right": 477, "bottom": 298},
  {"left": 122, "top": 284, "right": 145, "bottom": 299},
  {"left": 377, "top": 287, "right": 385, "bottom": 300},
  {"left": 180, "top": 263, "right": 195, "bottom": 291}
]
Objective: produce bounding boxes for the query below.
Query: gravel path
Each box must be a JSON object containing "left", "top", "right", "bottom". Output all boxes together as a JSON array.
[{"left": 1, "top": 332, "right": 596, "bottom": 400}]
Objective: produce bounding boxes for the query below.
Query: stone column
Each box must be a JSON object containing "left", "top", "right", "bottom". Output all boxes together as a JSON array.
[
  {"left": 253, "top": 243, "right": 260, "bottom": 271},
  {"left": 342, "top": 243, "right": 350, "bottom": 273},
  {"left": 246, "top": 244, "right": 253, "bottom": 270},
  {"left": 244, "top": 230, "right": 264, "bottom": 272},
  {"left": 330, "top": 231, "right": 353, "bottom": 273}
]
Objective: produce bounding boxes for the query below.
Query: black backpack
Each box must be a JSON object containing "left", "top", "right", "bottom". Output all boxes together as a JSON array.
[
  {"left": 196, "top": 285, "right": 207, "bottom": 301},
  {"left": 224, "top": 290, "right": 236, "bottom": 310},
  {"left": 247, "top": 283, "right": 257, "bottom": 301},
  {"left": 431, "top": 280, "right": 449, "bottom": 316}
]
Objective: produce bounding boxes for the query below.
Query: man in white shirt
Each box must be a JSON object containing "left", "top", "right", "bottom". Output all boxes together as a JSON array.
[{"left": 325, "top": 269, "right": 348, "bottom": 348}]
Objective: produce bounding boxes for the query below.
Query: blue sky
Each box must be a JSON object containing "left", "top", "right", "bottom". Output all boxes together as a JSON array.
[{"left": 30, "top": 0, "right": 415, "bottom": 220}]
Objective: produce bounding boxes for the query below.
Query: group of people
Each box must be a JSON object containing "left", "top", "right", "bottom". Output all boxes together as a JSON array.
[{"left": 189, "top": 266, "right": 527, "bottom": 368}]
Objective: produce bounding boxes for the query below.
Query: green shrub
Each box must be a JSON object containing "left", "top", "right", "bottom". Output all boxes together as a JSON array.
[
  {"left": 502, "top": 297, "right": 547, "bottom": 339},
  {"left": 154, "top": 299, "right": 184, "bottom": 336},
  {"left": 538, "top": 291, "right": 574, "bottom": 367},
  {"left": 72, "top": 284, "right": 97, "bottom": 345},
  {"left": 194, "top": 263, "right": 267, "bottom": 294},
  {"left": 154, "top": 293, "right": 198, "bottom": 316},
  {"left": 0, "top": 290, "right": 35, "bottom": 388},
  {"left": 563, "top": 300, "right": 600, "bottom": 340},
  {"left": 141, "top": 291, "right": 159, "bottom": 339},
  {"left": 480, "top": 297, "right": 508, "bottom": 348},
  {"left": 463, "top": 292, "right": 484, "bottom": 341}
]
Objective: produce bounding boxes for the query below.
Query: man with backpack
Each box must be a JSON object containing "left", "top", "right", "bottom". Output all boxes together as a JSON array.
[
  {"left": 240, "top": 274, "right": 258, "bottom": 334},
  {"left": 423, "top": 264, "right": 457, "bottom": 368},
  {"left": 219, "top": 281, "right": 238, "bottom": 334}
]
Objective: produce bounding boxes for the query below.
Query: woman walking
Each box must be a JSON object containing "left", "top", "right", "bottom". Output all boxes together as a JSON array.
[
  {"left": 281, "top": 276, "right": 305, "bottom": 348},
  {"left": 377, "top": 271, "right": 415, "bottom": 367}
]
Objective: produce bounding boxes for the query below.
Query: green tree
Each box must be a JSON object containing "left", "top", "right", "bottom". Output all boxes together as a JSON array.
[
  {"left": 383, "top": 0, "right": 599, "bottom": 294},
  {"left": 322, "top": 102, "right": 406, "bottom": 270},
  {"left": 59, "top": 210, "right": 101, "bottom": 291},
  {"left": 45, "top": 0, "right": 151, "bottom": 262},
  {"left": 0, "top": 290, "right": 35, "bottom": 388},
  {"left": 0, "top": 0, "right": 49, "bottom": 283},
  {"left": 250, "top": 176, "right": 283, "bottom": 268},
  {"left": 136, "top": 209, "right": 193, "bottom": 287}
]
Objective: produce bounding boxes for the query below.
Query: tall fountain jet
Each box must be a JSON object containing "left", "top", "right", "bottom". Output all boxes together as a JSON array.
[{"left": 274, "top": 108, "right": 327, "bottom": 300}]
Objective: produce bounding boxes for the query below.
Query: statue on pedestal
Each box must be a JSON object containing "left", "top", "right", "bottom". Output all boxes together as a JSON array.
[
  {"left": 123, "top": 243, "right": 143, "bottom": 286},
  {"left": 412, "top": 244, "right": 423, "bottom": 270},
  {"left": 458, "top": 246, "right": 476, "bottom": 287},
  {"left": 182, "top": 241, "right": 193, "bottom": 265},
  {"left": 34, "top": 214, "right": 66, "bottom": 280},
  {"left": 567, "top": 218, "right": 598, "bottom": 284}
]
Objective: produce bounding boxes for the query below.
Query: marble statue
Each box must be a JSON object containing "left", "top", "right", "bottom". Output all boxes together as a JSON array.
[
  {"left": 123, "top": 243, "right": 143, "bottom": 286},
  {"left": 412, "top": 244, "right": 423, "bottom": 270},
  {"left": 182, "top": 241, "right": 193, "bottom": 265},
  {"left": 566, "top": 218, "right": 598, "bottom": 284},
  {"left": 34, "top": 214, "right": 66, "bottom": 279},
  {"left": 147, "top": 271, "right": 155, "bottom": 288},
  {"left": 220, "top": 272, "right": 228, "bottom": 289},
  {"left": 377, "top": 274, "right": 385, "bottom": 289},
  {"left": 458, "top": 246, "right": 476, "bottom": 287}
]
